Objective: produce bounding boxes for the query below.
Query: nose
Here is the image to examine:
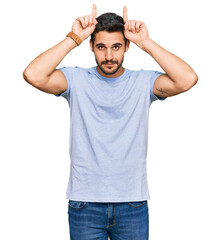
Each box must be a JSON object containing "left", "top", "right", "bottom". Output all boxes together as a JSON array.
[{"left": 105, "top": 48, "right": 113, "bottom": 61}]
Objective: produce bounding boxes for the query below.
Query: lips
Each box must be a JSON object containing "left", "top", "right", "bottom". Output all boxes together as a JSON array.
[{"left": 102, "top": 61, "right": 118, "bottom": 66}]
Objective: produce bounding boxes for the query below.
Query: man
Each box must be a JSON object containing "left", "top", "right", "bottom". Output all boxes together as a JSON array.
[{"left": 23, "top": 4, "right": 198, "bottom": 240}]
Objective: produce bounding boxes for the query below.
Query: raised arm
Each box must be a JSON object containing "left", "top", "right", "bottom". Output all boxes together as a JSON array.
[
  {"left": 123, "top": 6, "right": 198, "bottom": 98},
  {"left": 23, "top": 4, "right": 98, "bottom": 95}
]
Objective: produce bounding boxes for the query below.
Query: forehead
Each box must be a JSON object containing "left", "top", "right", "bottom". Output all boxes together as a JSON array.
[{"left": 94, "top": 31, "right": 125, "bottom": 45}]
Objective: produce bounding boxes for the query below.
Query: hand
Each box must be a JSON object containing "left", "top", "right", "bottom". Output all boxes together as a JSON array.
[
  {"left": 123, "top": 6, "right": 149, "bottom": 45},
  {"left": 71, "top": 4, "right": 98, "bottom": 41}
]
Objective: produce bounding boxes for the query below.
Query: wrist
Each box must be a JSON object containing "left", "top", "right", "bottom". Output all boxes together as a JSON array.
[
  {"left": 135, "top": 37, "right": 153, "bottom": 53},
  {"left": 66, "top": 32, "right": 83, "bottom": 46},
  {"left": 65, "top": 36, "right": 78, "bottom": 50}
]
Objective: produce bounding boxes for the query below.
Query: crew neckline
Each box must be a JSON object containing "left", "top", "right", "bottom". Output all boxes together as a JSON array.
[{"left": 93, "top": 66, "right": 129, "bottom": 83}]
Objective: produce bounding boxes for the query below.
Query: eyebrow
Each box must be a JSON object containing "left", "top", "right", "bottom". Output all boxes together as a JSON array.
[{"left": 95, "top": 43, "right": 123, "bottom": 47}]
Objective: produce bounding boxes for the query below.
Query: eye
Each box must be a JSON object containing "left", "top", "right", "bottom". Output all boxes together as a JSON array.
[
  {"left": 97, "top": 46, "right": 105, "bottom": 50},
  {"left": 113, "top": 45, "right": 120, "bottom": 50}
]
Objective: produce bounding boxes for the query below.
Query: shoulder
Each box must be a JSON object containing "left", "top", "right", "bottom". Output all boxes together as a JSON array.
[
  {"left": 58, "top": 66, "right": 94, "bottom": 79},
  {"left": 139, "top": 69, "right": 163, "bottom": 77},
  {"left": 126, "top": 69, "right": 163, "bottom": 81},
  {"left": 127, "top": 68, "right": 160, "bottom": 76},
  {"left": 58, "top": 66, "right": 91, "bottom": 73}
]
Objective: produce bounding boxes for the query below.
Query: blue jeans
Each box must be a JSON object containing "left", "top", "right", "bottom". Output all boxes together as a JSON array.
[{"left": 68, "top": 200, "right": 149, "bottom": 240}]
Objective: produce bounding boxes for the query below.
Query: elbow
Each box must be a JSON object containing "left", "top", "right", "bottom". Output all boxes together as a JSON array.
[
  {"left": 23, "top": 68, "right": 47, "bottom": 87},
  {"left": 187, "top": 72, "right": 198, "bottom": 89},
  {"left": 23, "top": 69, "right": 33, "bottom": 85},
  {"left": 180, "top": 73, "right": 198, "bottom": 92},
  {"left": 23, "top": 69, "right": 30, "bottom": 83},
  {"left": 23, "top": 68, "right": 35, "bottom": 84},
  {"left": 190, "top": 72, "right": 198, "bottom": 86}
]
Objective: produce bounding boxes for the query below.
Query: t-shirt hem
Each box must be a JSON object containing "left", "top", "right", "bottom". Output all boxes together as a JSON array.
[{"left": 66, "top": 196, "right": 151, "bottom": 202}]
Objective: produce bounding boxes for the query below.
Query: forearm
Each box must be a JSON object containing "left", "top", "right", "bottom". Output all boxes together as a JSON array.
[
  {"left": 23, "top": 37, "right": 77, "bottom": 80},
  {"left": 136, "top": 38, "right": 198, "bottom": 85}
]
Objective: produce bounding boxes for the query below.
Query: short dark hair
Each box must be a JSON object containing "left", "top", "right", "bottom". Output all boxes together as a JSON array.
[{"left": 91, "top": 12, "right": 127, "bottom": 46}]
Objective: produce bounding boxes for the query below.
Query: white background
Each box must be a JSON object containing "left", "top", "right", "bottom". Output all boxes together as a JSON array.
[{"left": 1, "top": 0, "right": 220, "bottom": 239}]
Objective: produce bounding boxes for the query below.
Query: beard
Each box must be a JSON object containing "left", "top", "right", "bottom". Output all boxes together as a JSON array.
[{"left": 95, "top": 56, "right": 124, "bottom": 76}]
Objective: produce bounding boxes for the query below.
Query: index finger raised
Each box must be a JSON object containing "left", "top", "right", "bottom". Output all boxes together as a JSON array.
[
  {"left": 123, "top": 6, "right": 128, "bottom": 22},
  {"left": 92, "top": 4, "right": 97, "bottom": 18}
]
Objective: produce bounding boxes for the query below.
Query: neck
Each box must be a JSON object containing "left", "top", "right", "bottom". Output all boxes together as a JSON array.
[{"left": 96, "top": 66, "right": 125, "bottom": 78}]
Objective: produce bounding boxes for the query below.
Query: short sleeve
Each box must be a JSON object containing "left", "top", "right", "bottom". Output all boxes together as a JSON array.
[
  {"left": 150, "top": 70, "right": 167, "bottom": 104},
  {"left": 54, "top": 66, "right": 74, "bottom": 101}
]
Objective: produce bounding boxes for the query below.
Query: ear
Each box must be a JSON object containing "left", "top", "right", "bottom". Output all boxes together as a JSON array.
[
  {"left": 90, "top": 39, "right": 94, "bottom": 52},
  {"left": 125, "top": 39, "right": 130, "bottom": 52}
]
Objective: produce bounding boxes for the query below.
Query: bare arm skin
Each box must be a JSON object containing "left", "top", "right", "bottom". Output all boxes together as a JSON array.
[
  {"left": 23, "top": 4, "right": 98, "bottom": 95},
  {"left": 123, "top": 6, "right": 198, "bottom": 98},
  {"left": 137, "top": 38, "right": 198, "bottom": 97},
  {"left": 23, "top": 38, "right": 77, "bottom": 94}
]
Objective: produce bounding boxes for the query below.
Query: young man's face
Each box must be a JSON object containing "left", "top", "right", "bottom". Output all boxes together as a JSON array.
[{"left": 90, "top": 31, "right": 130, "bottom": 78}]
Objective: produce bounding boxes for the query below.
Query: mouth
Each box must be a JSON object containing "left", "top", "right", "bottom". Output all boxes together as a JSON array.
[
  {"left": 102, "top": 64, "right": 113, "bottom": 70},
  {"left": 104, "top": 63, "right": 115, "bottom": 66},
  {"left": 102, "top": 61, "right": 118, "bottom": 66},
  {"left": 104, "top": 63, "right": 117, "bottom": 70}
]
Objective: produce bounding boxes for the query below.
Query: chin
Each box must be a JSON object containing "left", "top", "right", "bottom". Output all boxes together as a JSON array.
[
  {"left": 99, "top": 64, "right": 123, "bottom": 76},
  {"left": 103, "top": 68, "right": 118, "bottom": 75}
]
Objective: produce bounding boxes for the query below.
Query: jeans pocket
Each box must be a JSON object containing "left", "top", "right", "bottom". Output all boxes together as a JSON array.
[
  {"left": 127, "top": 200, "right": 147, "bottom": 208},
  {"left": 68, "top": 200, "right": 87, "bottom": 210}
]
